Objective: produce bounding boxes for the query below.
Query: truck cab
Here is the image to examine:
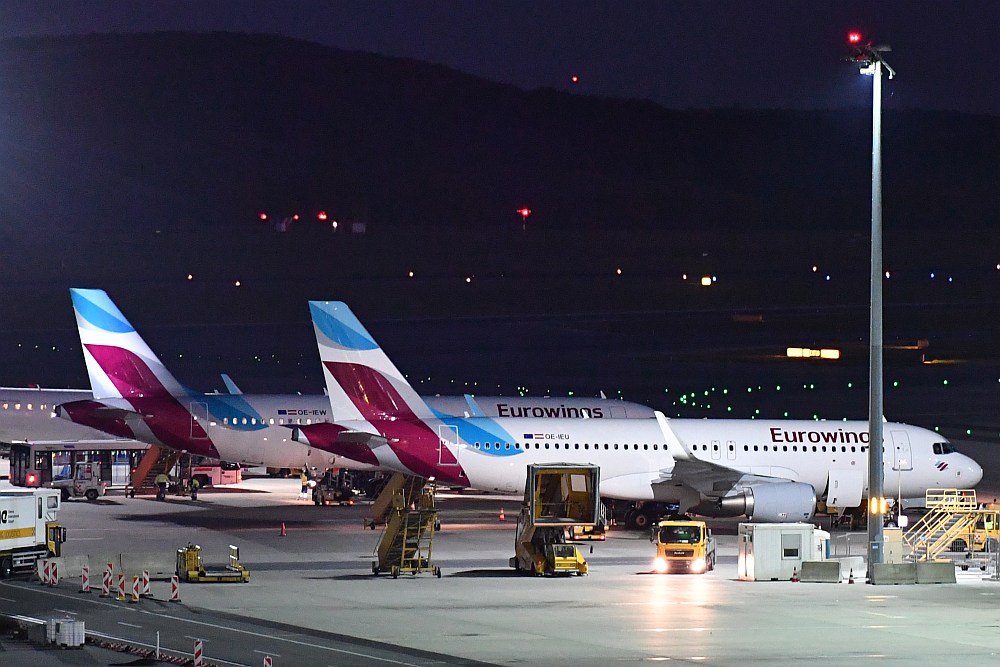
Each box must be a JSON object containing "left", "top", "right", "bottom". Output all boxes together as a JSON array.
[
  {"left": 652, "top": 519, "right": 716, "bottom": 574},
  {"left": 49, "top": 462, "right": 106, "bottom": 502}
]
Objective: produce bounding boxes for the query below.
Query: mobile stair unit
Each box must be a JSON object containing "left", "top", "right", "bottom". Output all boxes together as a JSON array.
[
  {"left": 510, "top": 463, "right": 602, "bottom": 576},
  {"left": 372, "top": 481, "right": 441, "bottom": 578},
  {"left": 903, "top": 489, "right": 998, "bottom": 565}
]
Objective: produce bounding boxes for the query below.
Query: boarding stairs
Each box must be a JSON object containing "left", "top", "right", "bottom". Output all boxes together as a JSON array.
[
  {"left": 903, "top": 489, "right": 984, "bottom": 561},
  {"left": 128, "top": 445, "right": 181, "bottom": 496},
  {"left": 372, "top": 483, "right": 440, "bottom": 578},
  {"left": 365, "top": 473, "right": 426, "bottom": 528}
]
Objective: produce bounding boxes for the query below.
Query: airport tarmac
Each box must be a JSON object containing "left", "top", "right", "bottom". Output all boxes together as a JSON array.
[{"left": 3, "top": 461, "right": 1000, "bottom": 667}]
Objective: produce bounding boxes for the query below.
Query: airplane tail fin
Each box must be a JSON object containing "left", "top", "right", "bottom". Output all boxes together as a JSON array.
[
  {"left": 70, "top": 288, "right": 185, "bottom": 400},
  {"left": 309, "top": 300, "right": 434, "bottom": 422}
]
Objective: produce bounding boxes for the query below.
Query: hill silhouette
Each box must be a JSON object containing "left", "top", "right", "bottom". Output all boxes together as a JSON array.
[{"left": 0, "top": 31, "right": 996, "bottom": 238}]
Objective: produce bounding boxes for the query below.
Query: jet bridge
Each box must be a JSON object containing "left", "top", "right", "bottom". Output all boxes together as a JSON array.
[{"left": 509, "top": 463, "right": 602, "bottom": 576}]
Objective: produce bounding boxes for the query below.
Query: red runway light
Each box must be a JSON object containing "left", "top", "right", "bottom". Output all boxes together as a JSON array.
[{"left": 848, "top": 31, "right": 862, "bottom": 44}]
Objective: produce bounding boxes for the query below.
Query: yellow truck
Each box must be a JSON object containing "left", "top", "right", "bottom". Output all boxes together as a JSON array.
[{"left": 651, "top": 519, "right": 716, "bottom": 574}]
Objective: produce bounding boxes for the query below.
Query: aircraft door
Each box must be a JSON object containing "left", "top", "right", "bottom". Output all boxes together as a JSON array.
[
  {"left": 438, "top": 424, "right": 460, "bottom": 466},
  {"left": 711, "top": 440, "right": 721, "bottom": 460},
  {"left": 726, "top": 440, "right": 736, "bottom": 461},
  {"left": 890, "top": 430, "right": 912, "bottom": 471},
  {"left": 190, "top": 402, "right": 209, "bottom": 439}
]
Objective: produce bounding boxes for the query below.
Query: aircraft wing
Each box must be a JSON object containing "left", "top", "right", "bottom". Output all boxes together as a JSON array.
[
  {"left": 655, "top": 411, "right": 800, "bottom": 499},
  {"left": 670, "top": 456, "right": 795, "bottom": 499}
]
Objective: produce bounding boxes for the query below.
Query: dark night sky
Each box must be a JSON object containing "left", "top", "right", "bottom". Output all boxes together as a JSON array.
[{"left": 1, "top": 1, "right": 998, "bottom": 116}]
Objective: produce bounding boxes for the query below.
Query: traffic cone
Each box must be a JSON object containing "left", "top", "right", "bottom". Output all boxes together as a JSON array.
[
  {"left": 791, "top": 567, "right": 799, "bottom": 582},
  {"left": 499, "top": 508, "right": 505, "bottom": 522},
  {"left": 279, "top": 522, "right": 287, "bottom": 537},
  {"left": 848, "top": 569, "right": 855, "bottom": 584}
]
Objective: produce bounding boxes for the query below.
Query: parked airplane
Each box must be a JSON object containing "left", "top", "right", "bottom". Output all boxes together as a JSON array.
[
  {"left": 0, "top": 387, "right": 146, "bottom": 449},
  {"left": 54, "top": 289, "right": 651, "bottom": 472},
  {"left": 294, "top": 300, "right": 983, "bottom": 523}
]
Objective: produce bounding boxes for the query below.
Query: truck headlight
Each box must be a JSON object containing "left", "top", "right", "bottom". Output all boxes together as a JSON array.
[
  {"left": 691, "top": 558, "right": 706, "bottom": 573},
  {"left": 654, "top": 557, "right": 668, "bottom": 573}
]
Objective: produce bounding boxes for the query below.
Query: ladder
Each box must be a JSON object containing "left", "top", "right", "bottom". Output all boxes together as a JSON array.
[
  {"left": 365, "top": 473, "right": 426, "bottom": 528},
  {"left": 372, "top": 484, "right": 440, "bottom": 578},
  {"left": 128, "top": 445, "right": 181, "bottom": 496},
  {"left": 904, "top": 488, "right": 981, "bottom": 561}
]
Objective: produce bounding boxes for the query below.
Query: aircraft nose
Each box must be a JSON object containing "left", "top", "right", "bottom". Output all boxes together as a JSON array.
[{"left": 960, "top": 455, "right": 983, "bottom": 487}]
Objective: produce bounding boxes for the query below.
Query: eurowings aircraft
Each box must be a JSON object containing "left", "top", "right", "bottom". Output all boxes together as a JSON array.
[
  {"left": 294, "top": 300, "right": 983, "bottom": 523},
  {"left": 54, "top": 289, "right": 650, "bottom": 471}
]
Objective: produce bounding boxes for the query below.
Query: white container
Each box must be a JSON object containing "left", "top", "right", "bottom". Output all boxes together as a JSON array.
[
  {"left": 738, "top": 522, "right": 828, "bottom": 581},
  {"left": 52, "top": 619, "right": 85, "bottom": 647}
]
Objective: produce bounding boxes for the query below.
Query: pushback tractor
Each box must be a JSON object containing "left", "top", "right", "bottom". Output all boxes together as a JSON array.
[{"left": 510, "top": 463, "right": 602, "bottom": 576}]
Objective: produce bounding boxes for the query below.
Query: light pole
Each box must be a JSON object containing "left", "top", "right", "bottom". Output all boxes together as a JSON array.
[{"left": 847, "top": 31, "right": 895, "bottom": 582}]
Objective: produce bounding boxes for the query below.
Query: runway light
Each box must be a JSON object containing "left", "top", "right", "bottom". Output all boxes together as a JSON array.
[
  {"left": 234, "top": 280, "right": 241, "bottom": 287},
  {"left": 848, "top": 31, "right": 863, "bottom": 44},
  {"left": 465, "top": 276, "right": 472, "bottom": 284},
  {"left": 408, "top": 270, "right": 414, "bottom": 278},
  {"left": 187, "top": 274, "right": 193, "bottom": 280},
  {"left": 700, "top": 276, "right": 712, "bottom": 286},
  {"left": 616, "top": 267, "right": 622, "bottom": 275},
  {"left": 571, "top": 74, "right": 580, "bottom": 83},
  {"left": 258, "top": 212, "right": 268, "bottom": 221},
  {"left": 317, "top": 211, "right": 328, "bottom": 221}
]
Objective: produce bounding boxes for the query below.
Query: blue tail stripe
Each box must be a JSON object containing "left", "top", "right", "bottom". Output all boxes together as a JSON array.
[
  {"left": 70, "top": 288, "right": 135, "bottom": 334},
  {"left": 309, "top": 301, "right": 378, "bottom": 351}
]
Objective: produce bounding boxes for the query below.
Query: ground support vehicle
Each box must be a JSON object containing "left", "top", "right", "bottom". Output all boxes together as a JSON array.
[
  {"left": 372, "top": 483, "right": 441, "bottom": 578},
  {"left": 510, "top": 463, "right": 602, "bottom": 576},
  {"left": 313, "top": 469, "right": 355, "bottom": 506},
  {"left": 652, "top": 519, "right": 716, "bottom": 574},
  {"left": 175, "top": 544, "right": 250, "bottom": 583},
  {"left": 49, "top": 461, "right": 106, "bottom": 501},
  {"left": 0, "top": 489, "right": 66, "bottom": 578}
]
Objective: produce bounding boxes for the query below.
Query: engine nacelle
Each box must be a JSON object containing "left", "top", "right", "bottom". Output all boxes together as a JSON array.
[{"left": 713, "top": 482, "right": 817, "bottom": 522}]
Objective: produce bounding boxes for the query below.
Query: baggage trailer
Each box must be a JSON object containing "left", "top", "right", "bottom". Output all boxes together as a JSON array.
[
  {"left": 0, "top": 488, "right": 66, "bottom": 577},
  {"left": 510, "top": 463, "right": 602, "bottom": 576}
]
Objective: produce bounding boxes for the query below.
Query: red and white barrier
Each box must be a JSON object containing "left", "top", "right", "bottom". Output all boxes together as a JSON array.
[
  {"left": 116, "top": 573, "right": 126, "bottom": 601},
  {"left": 169, "top": 574, "right": 181, "bottom": 602},
  {"left": 100, "top": 563, "right": 112, "bottom": 597},
  {"left": 142, "top": 570, "right": 151, "bottom": 597},
  {"left": 263, "top": 656, "right": 272, "bottom": 667},
  {"left": 48, "top": 561, "right": 59, "bottom": 587},
  {"left": 80, "top": 565, "right": 90, "bottom": 593},
  {"left": 193, "top": 638, "right": 204, "bottom": 667},
  {"left": 129, "top": 575, "right": 140, "bottom": 603}
]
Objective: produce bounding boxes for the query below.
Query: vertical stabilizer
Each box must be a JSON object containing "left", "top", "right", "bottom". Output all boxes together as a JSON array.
[
  {"left": 309, "top": 301, "right": 434, "bottom": 422},
  {"left": 70, "top": 288, "right": 185, "bottom": 399}
]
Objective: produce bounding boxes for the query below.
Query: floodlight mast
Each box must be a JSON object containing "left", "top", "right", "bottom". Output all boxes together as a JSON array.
[{"left": 846, "top": 33, "right": 895, "bottom": 582}]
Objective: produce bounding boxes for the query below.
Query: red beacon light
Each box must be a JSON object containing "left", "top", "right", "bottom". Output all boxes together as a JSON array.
[
  {"left": 317, "top": 211, "right": 328, "bottom": 221},
  {"left": 258, "top": 212, "right": 268, "bottom": 221},
  {"left": 848, "top": 31, "right": 863, "bottom": 45}
]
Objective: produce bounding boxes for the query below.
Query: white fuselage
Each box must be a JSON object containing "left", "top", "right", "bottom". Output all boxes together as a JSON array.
[{"left": 356, "top": 414, "right": 981, "bottom": 504}]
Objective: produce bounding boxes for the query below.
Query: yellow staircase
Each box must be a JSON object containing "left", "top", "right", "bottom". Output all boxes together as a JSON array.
[
  {"left": 371, "top": 483, "right": 440, "bottom": 578},
  {"left": 365, "top": 473, "right": 426, "bottom": 528},
  {"left": 903, "top": 488, "right": 984, "bottom": 561}
]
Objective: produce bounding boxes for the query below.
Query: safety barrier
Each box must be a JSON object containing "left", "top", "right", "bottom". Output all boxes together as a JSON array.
[
  {"left": 799, "top": 561, "right": 841, "bottom": 583},
  {"left": 870, "top": 562, "right": 917, "bottom": 585},
  {"left": 916, "top": 561, "right": 957, "bottom": 584}
]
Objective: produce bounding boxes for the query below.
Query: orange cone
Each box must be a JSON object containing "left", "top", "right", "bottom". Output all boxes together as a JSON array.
[
  {"left": 279, "top": 522, "right": 287, "bottom": 537},
  {"left": 791, "top": 567, "right": 799, "bottom": 582},
  {"left": 499, "top": 507, "right": 505, "bottom": 522},
  {"left": 848, "top": 568, "right": 855, "bottom": 584}
]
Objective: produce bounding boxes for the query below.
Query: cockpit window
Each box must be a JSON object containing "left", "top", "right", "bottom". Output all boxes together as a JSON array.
[{"left": 933, "top": 442, "right": 956, "bottom": 455}]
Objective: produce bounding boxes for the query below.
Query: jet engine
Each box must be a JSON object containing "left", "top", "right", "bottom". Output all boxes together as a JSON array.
[{"left": 710, "top": 482, "right": 817, "bottom": 522}]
